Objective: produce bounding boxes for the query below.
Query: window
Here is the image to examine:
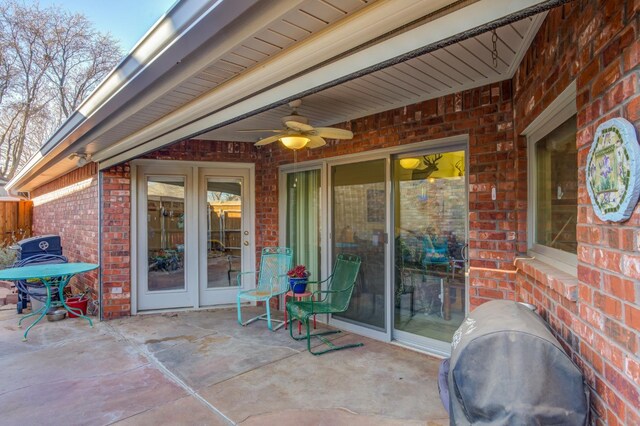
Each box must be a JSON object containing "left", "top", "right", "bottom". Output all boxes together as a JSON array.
[
  {"left": 534, "top": 115, "right": 578, "bottom": 254},
  {"left": 524, "top": 82, "right": 578, "bottom": 274}
]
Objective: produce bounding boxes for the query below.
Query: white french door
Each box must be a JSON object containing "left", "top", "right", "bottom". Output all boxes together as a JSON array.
[
  {"left": 137, "top": 165, "right": 196, "bottom": 310},
  {"left": 198, "top": 168, "right": 252, "bottom": 306},
  {"left": 136, "top": 162, "right": 254, "bottom": 311}
]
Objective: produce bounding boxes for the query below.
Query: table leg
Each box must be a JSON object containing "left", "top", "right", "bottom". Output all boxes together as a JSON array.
[
  {"left": 58, "top": 276, "right": 93, "bottom": 328},
  {"left": 312, "top": 294, "right": 316, "bottom": 330},
  {"left": 284, "top": 294, "right": 288, "bottom": 330},
  {"left": 20, "top": 283, "right": 52, "bottom": 341},
  {"left": 296, "top": 293, "right": 317, "bottom": 334}
]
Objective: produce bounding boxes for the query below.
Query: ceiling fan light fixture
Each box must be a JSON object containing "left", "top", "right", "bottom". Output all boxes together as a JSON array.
[
  {"left": 399, "top": 158, "right": 422, "bottom": 170},
  {"left": 280, "top": 135, "right": 310, "bottom": 150}
]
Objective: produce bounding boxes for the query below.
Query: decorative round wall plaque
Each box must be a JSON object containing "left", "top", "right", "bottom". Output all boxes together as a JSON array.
[{"left": 586, "top": 118, "right": 640, "bottom": 222}]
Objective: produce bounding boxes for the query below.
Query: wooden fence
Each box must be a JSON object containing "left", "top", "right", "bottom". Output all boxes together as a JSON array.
[{"left": 0, "top": 201, "right": 32, "bottom": 245}]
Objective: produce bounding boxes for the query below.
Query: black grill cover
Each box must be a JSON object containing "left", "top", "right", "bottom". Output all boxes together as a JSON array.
[
  {"left": 12, "top": 235, "right": 62, "bottom": 259},
  {"left": 448, "top": 300, "right": 588, "bottom": 425}
]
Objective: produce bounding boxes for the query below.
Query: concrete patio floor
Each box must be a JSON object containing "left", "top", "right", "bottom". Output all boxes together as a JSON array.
[{"left": 0, "top": 305, "right": 449, "bottom": 425}]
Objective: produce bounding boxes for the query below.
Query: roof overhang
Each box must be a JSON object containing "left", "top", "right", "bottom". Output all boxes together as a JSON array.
[
  {"left": 7, "top": 0, "right": 564, "bottom": 193},
  {"left": 7, "top": 0, "right": 261, "bottom": 192}
]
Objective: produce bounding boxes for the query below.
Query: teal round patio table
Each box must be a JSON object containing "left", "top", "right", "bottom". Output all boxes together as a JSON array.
[{"left": 0, "top": 263, "right": 99, "bottom": 341}]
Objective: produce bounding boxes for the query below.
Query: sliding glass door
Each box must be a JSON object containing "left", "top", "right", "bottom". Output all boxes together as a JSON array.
[
  {"left": 331, "top": 160, "right": 387, "bottom": 332},
  {"left": 393, "top": 149, "right": 467, "bottom": 349},
  {"left": 281, "top": 142, "right": 468, "bottom": 353}
]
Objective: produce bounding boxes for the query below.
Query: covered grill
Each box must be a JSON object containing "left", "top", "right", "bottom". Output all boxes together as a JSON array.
[
  {"left": 10, "top": 235, "right": 65, "bottom": 313},
  {"left": 446, "top": 300, "right": 588, "bottom": 425},
  {"left": 12, "top": 235, "right": 62, "bottom": 259}
]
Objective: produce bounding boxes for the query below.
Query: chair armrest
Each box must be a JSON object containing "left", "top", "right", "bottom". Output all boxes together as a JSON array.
[
  {"left": 306, "top": 275, "right": 331, "bottom": 286},
  {"left": 311, "top": 284, "right": 354, "bottom": 302},
  {"left": 269, "top": 273, "right": 289, "bottom": 295},
  {"left": 305, "top": 274, "right": 333, "bottom": 294},
  {"left": 237, "top": 270, "right": 257, "bottom": 286}
]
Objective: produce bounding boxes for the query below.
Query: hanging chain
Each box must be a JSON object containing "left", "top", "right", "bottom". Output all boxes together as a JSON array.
[
  {"left": 491, "top": 29, "right": 499, "bottom": 69},
  {"left": 292, "top": 150, "right": 298, "bottom": 188}
]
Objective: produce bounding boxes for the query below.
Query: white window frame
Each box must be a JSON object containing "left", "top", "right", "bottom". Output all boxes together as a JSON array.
[{"left": 522, "top": 81, "right": 577, "bottom": 275}]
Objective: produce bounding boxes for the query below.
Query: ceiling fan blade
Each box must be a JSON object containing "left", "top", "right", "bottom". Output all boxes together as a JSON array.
[
  {"left": 285, "top": 120, "right": 314, "bottom": 132},
  {"left": 254, "top": 134, "right": 283, "bottom": 146},
  {"left": 238, "top": 129, "right": 281, "bottom": 133},
  {"left": 306, "top": 135, "right": 326, "bottom": 149},
  {"left": 314, "top": 127, "right": 353, "bottom": 139}
]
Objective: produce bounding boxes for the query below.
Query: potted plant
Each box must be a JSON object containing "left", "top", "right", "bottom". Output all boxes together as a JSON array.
[{"left": 287, "top": 264, "right": 310, "bottom": 294}]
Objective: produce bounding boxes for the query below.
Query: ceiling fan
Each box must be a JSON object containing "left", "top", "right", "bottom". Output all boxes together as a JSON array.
[{"left": 240, "top": 100, "right": 353, "bottom": 149}]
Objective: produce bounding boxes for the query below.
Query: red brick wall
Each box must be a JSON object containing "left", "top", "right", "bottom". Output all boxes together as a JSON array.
[
  {"left": 130, "top": 86, "right": 515, "bottom": 312},
  {"left": 31, "top": 163, "right": 99, "bottom": 295},
  {"left": 259, "top": 83, "right": 518, "bottom": 306},
  {"left": 513, "top": 1, "right": 639, "bottom": 424},
  {"left": 101, "top": 164, "right": 132, "bottom": 319}
]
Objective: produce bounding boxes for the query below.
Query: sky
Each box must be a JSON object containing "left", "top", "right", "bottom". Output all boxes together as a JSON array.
[{"left": 39, "top": 0, "right": 178, "bottom": 52}]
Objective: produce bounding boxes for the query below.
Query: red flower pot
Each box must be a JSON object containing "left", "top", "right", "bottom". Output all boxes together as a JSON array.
[{"left": 66, "top": 296, "right": 89, "bottom": 318}]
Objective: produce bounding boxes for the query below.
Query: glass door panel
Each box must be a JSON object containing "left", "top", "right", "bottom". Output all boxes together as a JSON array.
[
  {"left": 147, "top": 177, "right": 186, "bottom": 292},
  {"left": 205, "top": 179, "right": 242, "bottom": 288},
  {"left": 286, "top": 170, "right": 321, "bottom": 281},
  {"left": 393, "top": 151, "right": 467, "bottom": 343},
  {"left": 199, "top": 167, "right": 252, "bottom": 307},
  {"left": 332, "top": 160, "right": 386, "bottom": 331}
]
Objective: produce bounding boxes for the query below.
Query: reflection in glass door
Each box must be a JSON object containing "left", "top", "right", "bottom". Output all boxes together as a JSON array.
[
  {"left": 199, "top": 168, "right": 251, "bottom": 307},
  {"left": 204, "top": 179, "right": 243, "bottom": 288},
  {"left": 393, "top": 150, "right": 467, "bottom": 344},
  {"left": 138, "top": 172, "right": 194, "bottom": 311},
  {"left": 332, "top": 160, "right": 386, "bottom": 331},
  {"left": 147, "top": 177, "right": 186, "bottom": 292}
]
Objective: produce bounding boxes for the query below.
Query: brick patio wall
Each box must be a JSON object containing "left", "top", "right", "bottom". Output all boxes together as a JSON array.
[
  {"left": 101, "top": 164, "right": 132, "bottom": 319},
  {"left": 31, "top": 163, "right": 99, "bottom": 295},
  {"left": 512, "top": 1, "right": 639, "bottom": 424},
  {"left": 104, "top": 82, "right": 516, "bottom": 312},
  {"left": 131, "top": 87, "right": 515, "bottom": 312},
  {"left": 261, "top": 82, "right": 518, "bottom": 308}
]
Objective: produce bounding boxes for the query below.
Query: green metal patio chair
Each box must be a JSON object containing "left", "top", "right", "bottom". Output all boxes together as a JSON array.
[
  {"left": 236, "top": 247, "right": 292, "bottom": 331},
  {"left": 287, "top": 253, "right": 363, "bottom": 355}
]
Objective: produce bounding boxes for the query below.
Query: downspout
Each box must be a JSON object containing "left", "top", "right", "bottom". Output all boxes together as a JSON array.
[{"left": 98, "top": 170, "right": 104, "bottom": 321}]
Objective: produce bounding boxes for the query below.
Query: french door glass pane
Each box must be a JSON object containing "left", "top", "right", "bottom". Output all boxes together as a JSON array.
[
  {"left": 332, "top": 160, "right": 386, "bottom": 330},
  {"left": 286, "top": 170, "right": 321, "bottom": 282},
  {"left": 393, "top": 151, "right": 466, "bottom": 342},
  {"left": 147, "top": 177, "right": 185, "bottom": 291},
  {"left": 206, "top": 179, "right": 242, "bottom": 288}
]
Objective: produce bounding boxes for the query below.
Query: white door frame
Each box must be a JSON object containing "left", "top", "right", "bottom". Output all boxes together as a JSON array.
[
  {"left": 132, "top": 160, "right": 256, "bottom": 313},
  {"left": 135, "top": 164, "right": 196, "bottom": 311},
  {"left": 198, "top": 166, "right": 254, "bottom": 306}
]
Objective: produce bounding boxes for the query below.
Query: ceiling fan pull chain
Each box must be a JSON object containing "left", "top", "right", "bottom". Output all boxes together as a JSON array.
[
  {"left": 491, "top": 29, "right": 499, "bottom": 69},
  {"left": 293, "top": 150, "right": 298, "bottom": 187}
]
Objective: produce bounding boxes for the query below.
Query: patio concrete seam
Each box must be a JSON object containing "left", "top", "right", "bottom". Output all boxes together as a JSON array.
[
  {"left": 0, "top": 363, "right": 151, "bottom": 398},
  {"left": 0, "top": 329, "right": 110, "bottom": 356},
  {"left": 104, "top": 322, "right": 236, "bottom": 426},
  {"left": 105, "top": 395, "right": 195, "bottom": 426}
]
